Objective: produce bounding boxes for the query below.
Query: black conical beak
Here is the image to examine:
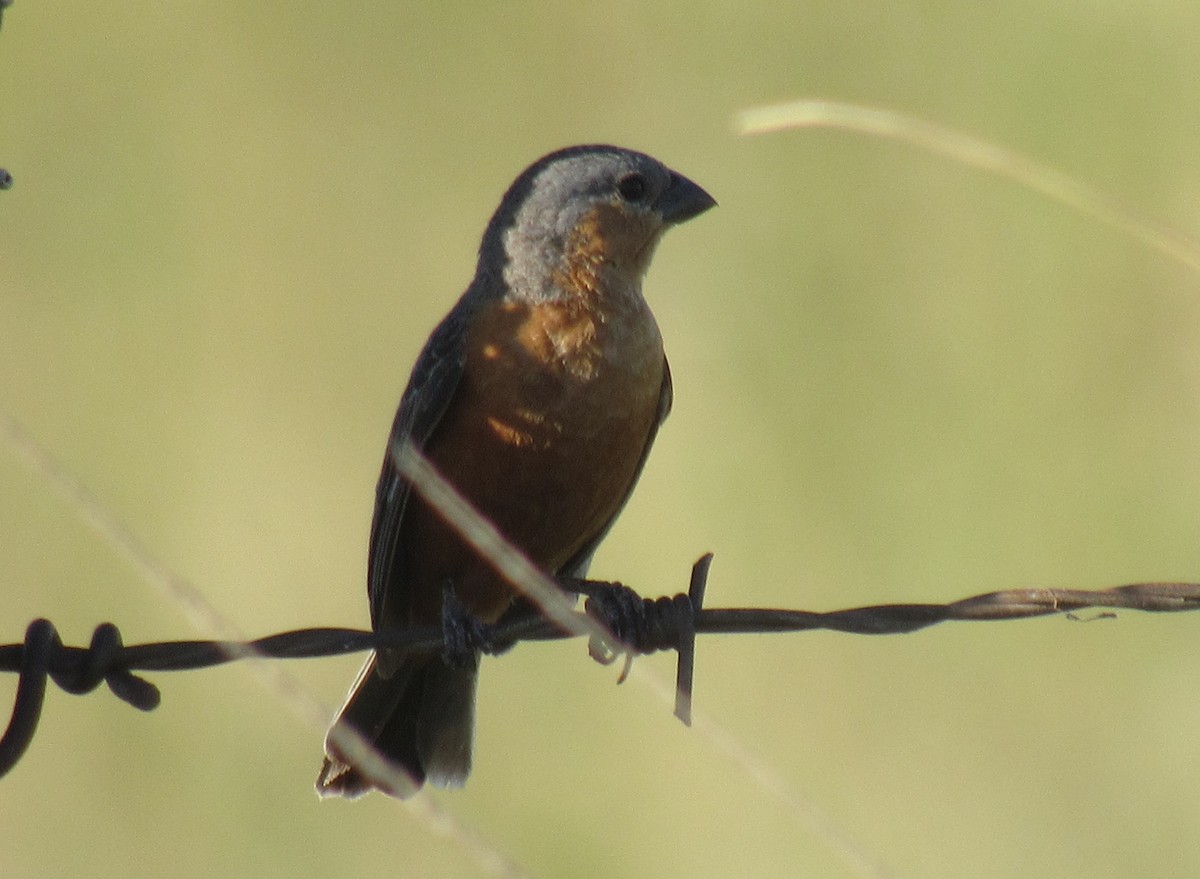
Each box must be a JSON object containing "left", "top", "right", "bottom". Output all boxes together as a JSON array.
[{"left": 656, "top": 170, "right": 717, "bottom": 224}]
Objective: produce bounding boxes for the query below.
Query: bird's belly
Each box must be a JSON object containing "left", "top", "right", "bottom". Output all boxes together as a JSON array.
[{"left": 402, "top": 296, "right": 664, "bottom": 623}]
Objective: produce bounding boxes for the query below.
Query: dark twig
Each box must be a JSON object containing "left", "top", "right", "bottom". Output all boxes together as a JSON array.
[
  {"left": 5, "top": 567, "right": 1200, "bottom": 779},
  {"left": 1, "top": 0, "right": 11, "bottom": 187}
]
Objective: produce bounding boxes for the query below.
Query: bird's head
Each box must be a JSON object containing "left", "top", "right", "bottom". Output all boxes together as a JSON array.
[{"left": 477, "top": 145, "right": 716, "bottom": 302}]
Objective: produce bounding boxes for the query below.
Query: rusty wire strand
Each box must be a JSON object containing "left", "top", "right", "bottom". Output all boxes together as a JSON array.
[{"left": 5, "top": 568, "right": 1200, "bottom": 779}]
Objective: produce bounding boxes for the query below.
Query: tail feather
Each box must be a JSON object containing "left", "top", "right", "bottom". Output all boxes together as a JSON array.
[
  {"left": 316, "top": 651, "right": 478, "bottom": 799},
  {"left": 413, "top": 656, "right": 477, "bottom": 788}
]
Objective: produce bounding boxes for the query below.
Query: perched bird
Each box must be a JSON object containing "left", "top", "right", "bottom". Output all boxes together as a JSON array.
[{"left": 317, "top": 145, "right": 715, "bottom": 798}]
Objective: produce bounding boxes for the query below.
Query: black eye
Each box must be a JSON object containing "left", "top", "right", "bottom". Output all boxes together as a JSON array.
[{"left": 617, "top": 173, "right": 648, "bottom": 203}]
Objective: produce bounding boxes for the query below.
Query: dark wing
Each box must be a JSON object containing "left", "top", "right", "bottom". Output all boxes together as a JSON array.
[
  {"left": 367, "top": 296, "right": 475, "bottom": 629},
  {"left": 558, "top": 355, "right": 674, "bottom": 579}
]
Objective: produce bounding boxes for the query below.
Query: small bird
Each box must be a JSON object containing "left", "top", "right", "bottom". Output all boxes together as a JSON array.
[{"left": 317, "top": 145, "right": 715, "bottom": 798}]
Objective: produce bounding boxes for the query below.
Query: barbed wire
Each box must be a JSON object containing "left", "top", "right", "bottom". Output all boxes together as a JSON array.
[{"left": 6, "top": 556, "right": 1200, "bottom": 781}]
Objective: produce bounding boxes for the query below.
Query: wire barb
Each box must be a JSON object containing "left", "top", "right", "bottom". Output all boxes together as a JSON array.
[{"left": 577, "top": 554, "right": 711, "bottom": 723}]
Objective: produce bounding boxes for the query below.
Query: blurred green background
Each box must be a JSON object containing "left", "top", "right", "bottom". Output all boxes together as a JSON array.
[{"left": 4, "top": 3, "right": 1200, "bottom": 877}]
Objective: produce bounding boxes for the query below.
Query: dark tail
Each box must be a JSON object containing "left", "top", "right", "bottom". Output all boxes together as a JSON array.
[{"left": 316, "top": 651, "right": 478, "bottom": 798}]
